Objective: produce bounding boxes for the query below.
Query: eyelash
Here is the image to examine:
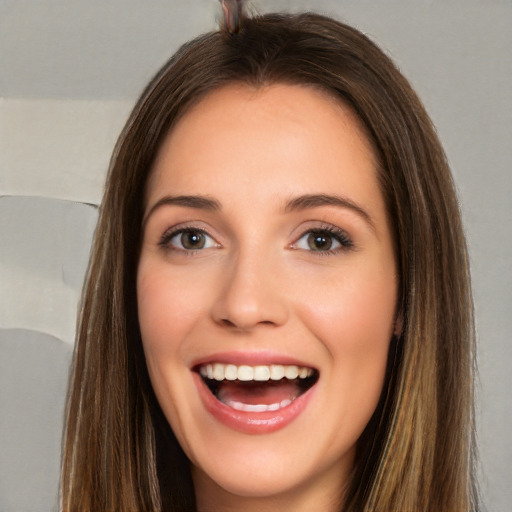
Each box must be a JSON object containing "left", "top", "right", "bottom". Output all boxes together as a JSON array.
[
  {"left": 294, "top": 225, "right": 354, "bottom": 255},
  {"left": 158, "top": 224, "right": 354, "bottom": 255}
]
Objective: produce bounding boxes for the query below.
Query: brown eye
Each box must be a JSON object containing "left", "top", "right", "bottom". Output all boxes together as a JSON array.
[
  {"left": 180, "top": 230, "right": 206, "bottom": 250},
  {"left": 294, "top": 227, "right": 353, "bottom": 253},
  {"left": 307, "top": 232, "right": 334, "bottom": 251},
  {"left": 161, "top": 228, "right": 217, "bottom": 251}
]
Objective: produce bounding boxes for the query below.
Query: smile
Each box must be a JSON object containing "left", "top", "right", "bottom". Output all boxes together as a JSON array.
[{"left": 193, "top": 361, "right": 319, "bottom": 433}]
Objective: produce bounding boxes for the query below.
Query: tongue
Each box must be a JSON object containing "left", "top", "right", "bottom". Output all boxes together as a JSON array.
[{"left": 216, "top": 380, "right": 301, "bottom": 406}]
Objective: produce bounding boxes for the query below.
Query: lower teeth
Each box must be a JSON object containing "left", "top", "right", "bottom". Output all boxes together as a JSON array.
[
  {"left": 225, "top": 399, "right": 293, "bottom": 412},
  {"left": 201, "top": 372, "right": 319, "bottom": 413}
]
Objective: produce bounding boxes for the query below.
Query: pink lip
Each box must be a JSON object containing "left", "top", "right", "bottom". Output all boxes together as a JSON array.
[{"left": 193, "top": 370, "right": 317, "bottom": 435}]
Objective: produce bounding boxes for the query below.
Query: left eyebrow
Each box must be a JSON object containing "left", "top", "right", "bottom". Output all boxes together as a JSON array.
[{"left": 284, "top": 193, "right": 375, "bottom": 230}]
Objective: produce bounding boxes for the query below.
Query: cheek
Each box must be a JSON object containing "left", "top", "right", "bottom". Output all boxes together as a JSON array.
[
  {"left": 137, "top": 263, "right": 210, "bottom": 354},
  {"left": 136, "top": 263, "right": 205, "bottom": 432},
  {"left": 298, "top": 260, "right": 397, "bottom": 341},
  {"left": 296, "top": 262, "right": 397, "bottom": 398},
  {"left": 136, "top": 264, "right": 204, "bottom": 445}
]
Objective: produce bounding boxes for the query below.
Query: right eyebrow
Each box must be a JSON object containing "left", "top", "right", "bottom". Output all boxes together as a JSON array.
[{"left": 142, "top": 195, "right": 222, "bottom": 227}]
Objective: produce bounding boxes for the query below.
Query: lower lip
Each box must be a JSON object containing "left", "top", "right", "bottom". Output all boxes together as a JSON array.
[{"left": 193, "top": 373, "right": 317, "bottom": 434}]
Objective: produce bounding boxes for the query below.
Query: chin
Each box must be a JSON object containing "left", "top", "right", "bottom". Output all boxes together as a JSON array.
[{"left": 187, "top": 429, "right": 355, "bottom": 505}]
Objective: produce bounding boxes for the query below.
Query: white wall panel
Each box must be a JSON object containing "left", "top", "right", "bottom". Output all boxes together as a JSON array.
[{"left": 0, "top": 98, "right": 132, "bottom": 204}]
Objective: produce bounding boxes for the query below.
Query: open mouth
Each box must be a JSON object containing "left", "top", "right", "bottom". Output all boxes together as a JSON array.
[{"left": 195, "top": 363, "right": 319, "bottom": 413}]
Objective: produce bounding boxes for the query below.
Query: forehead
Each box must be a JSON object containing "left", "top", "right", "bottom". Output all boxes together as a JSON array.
[{"left": 146, "top": 83, "right": 380, "bottom": 211}]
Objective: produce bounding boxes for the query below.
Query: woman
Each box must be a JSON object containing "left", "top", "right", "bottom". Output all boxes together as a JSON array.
[{"left": 61, "top": 6, "right": 479, "bottom": 511}]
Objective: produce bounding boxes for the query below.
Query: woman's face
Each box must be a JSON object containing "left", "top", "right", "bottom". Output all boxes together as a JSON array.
[{"left": 137, "top": 83, "right": 398, "bottom": 508}]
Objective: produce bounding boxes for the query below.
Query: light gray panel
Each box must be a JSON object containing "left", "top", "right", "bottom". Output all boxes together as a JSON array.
[
  {"left": 0, "top": 329, "right": 73, "bottom": 511},
  {"left": 0, "top": 98, "right": 132, "bottom": 203},
  {"left": 0, "top": 0, "right": 218, "bottom": 99},
  {"left": 0, "top": 196, "right": 98, "bottom": 343}
]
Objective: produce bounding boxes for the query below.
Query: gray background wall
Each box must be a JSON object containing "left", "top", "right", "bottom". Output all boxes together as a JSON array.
[{"left": 0, "top": 1, "right": 510, "bottom": 510}]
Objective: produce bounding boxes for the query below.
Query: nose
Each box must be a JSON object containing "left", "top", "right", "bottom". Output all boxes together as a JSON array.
[{"left": 210, "top": 249, "right": 289, "bottom": 331}]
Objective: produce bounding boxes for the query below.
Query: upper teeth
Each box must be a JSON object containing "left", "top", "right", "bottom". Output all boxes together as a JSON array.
[{"left": 199, "top": 363, "right": 314, "bottom": 382}]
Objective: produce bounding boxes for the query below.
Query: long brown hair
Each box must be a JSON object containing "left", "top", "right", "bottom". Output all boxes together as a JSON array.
[{"left": 61, "top": 11, "right": 479, "bottom": 511}]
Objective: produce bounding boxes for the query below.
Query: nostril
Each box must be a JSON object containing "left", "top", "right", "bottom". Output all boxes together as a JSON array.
[{"left": 219, "top": 318, "right": 276, "bottom": 329}]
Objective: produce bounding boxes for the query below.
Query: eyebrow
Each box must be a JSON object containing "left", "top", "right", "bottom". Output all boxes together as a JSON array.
[
  {"left": 143, "top": 195, "right": 221, "bottom": 226},
  {"left": 284, "top": 194, "right": 375, "bottom": 229},
  {"left": 143, "top": 193, "right": 374, "bottom": 230}
]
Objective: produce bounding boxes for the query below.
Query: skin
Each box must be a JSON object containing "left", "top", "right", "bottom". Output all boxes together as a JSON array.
[{"left": 137, "top": 83, "right": 399, "bottom": 512}]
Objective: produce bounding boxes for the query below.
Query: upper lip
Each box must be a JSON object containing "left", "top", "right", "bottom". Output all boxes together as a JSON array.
[{"left": 190, "top": 350, "right": 318, "bottom": 371}]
